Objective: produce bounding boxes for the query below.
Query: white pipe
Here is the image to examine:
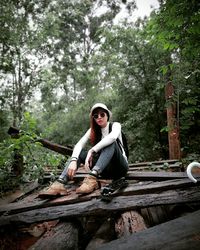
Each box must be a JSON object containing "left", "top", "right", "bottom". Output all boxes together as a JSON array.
[{"left": 186, "top": 161, "right": 200, "bottom": 183}]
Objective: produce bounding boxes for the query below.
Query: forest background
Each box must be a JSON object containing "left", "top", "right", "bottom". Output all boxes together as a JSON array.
[{"left": 0, "top": 0, "right": 199, "bottom": 192}]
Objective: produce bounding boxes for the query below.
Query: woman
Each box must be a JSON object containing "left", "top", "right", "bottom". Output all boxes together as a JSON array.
[{"left": 40, "top": 103, "right": 129, "bottom": 196}]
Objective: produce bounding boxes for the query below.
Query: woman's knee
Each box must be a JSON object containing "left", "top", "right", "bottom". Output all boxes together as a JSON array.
[{"left": 102, "top": 142, "right": 116, "bottom": 153}]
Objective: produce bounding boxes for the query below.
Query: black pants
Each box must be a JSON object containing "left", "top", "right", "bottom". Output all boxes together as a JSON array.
[{"left": 59, "top": 142, "right": 128, "bottom": 182}]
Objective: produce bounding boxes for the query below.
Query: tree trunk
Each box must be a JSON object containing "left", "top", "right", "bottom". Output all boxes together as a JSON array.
[
  {"left": 10, "top": 131, "right": 24, "bottom": 177},
  {"left": 165, "top": 81, "right": 181, "bottom": 160}
]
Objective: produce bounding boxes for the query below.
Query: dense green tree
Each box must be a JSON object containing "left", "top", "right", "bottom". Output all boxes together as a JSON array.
[
  {"left": 97, "top": 24, "right": 170, "bottom": 161},
  {"left": 35, "top": 0, "right": 136, "bottom": 144},
  {"left": 0, "top": 0, "right": 50, "bottom": 126},
  {"left": 148, "top": 0, "right": 200, "bottom": 156},
  {"left": 37, "top": 0, "right": 136, "bottom": 103},
  {"left": 1, "top": 0, "right": 200, "bottom": 172}
]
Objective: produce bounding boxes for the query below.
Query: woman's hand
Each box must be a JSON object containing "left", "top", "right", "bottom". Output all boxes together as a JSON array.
[
  {"left": 67, "top": 161, "right": 77, "bottom": 180},
  {"left": 85, "top": 149, "right": 95, "bottom": 171}
]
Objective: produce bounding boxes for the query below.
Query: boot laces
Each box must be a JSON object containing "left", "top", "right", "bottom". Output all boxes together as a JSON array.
[{"left": 83, "top": 176, "right": 96, "bottom": 185}]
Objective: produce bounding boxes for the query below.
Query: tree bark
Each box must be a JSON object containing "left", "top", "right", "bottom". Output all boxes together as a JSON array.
[
  {"left": 115, "top": 211, "right": 147, "bottom": 238},
  {"left": 165, "top": 81, "right": 181, "bottom": 160},
  {"left": 1, "top": 186, "right": 200, "bottom": 227}
]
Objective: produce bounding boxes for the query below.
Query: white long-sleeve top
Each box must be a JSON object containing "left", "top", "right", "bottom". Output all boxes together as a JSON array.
[{"left": 71, "top": 122, "right": 127, "bottom": 162}]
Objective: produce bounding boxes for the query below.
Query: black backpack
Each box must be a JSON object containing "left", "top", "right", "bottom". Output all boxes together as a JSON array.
[{"left": 109, "top": 123, "right": 129, "bottom": 159}]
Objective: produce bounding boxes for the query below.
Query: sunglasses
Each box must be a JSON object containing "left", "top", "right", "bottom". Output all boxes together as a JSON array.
[{"left": 93, "top": 112, "right": 106, "bottom": 119}]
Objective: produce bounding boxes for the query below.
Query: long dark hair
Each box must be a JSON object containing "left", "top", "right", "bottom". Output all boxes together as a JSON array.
[
  {"left": 90, "top": 115, "right": 101, "bottom": 145},
  {"left": 90, "top": 108, "right": 110, "bottom": 145}
]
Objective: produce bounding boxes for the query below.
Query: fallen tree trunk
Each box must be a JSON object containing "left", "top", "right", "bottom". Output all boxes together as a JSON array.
[
  {"left": 37, "top": 138, "right": 73, "bottom": 156},
  {"left": 8, "top": 126, "right": 73, "bottom": 156},
  {"left": 0, "top": 178, "right": 199, "bottom": 216},
  {"left": 1, "top": 186, "right": 200, "bottom": 227},
  {"left": 28, "top": 221, "right": 79, "bottom": 250},
  {"left": 97, "top": 209, "right": 200, "bottom": 250}
]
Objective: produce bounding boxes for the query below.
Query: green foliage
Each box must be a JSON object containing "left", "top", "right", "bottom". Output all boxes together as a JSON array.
[
  {"left": 0, "top": 112, "right": 66, "bottom": 193},
  {"left": 151, "top": 0, "right": 200, "bottom": 60},
  {"left": 0, "top": 0, "right": 200, "bottom": 174},
  {"left": 99, "top": 25, "right": 169, "bottom": 161}
]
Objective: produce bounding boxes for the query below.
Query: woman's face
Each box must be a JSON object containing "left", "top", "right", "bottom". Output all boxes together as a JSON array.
[{"left": 93, "top": 109, "right": 108, "bottom": 128}]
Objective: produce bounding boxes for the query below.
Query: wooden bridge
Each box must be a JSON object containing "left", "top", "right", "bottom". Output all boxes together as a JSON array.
[{"left": 0, "top": 159, "right": 200, "bottom": 249}]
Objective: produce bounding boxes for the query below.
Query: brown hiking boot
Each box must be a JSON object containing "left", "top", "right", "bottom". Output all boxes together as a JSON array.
[
  {"left": 38, "top": 181, "right": 69, "bottom": 198},
  {"left": 76, "top": 175, "right": 99, "bottom": 194}
]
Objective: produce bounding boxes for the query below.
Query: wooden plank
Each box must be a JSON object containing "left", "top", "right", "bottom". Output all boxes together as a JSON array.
[
  {"left": 97, "top": 209, "right": 200, "bottom": 250},
  {"left": 43, "top": 160, "right": 182, "bottom": 175},
  {"left": 129, "top": 159, "right": 180, "bottom": 167},
  {"left": 108, "top": 178, "right": 200, "bottom": 196},
  {"left": 73, "top": 171, "right": 200, "bottom": 181},
  {"left": 126, "top": 171, "right": 200, "bottom": 180},
  {"left": 128, "top": 163, "right": 182, "bottom": 171},
  {"left": 0, "top": 186, "right": 200, "bottom": 226},
  {"left": 0, "top": 188, "right": 99, "bottom": 216},
  {"left": 40, "top": 170, "right": 190, "bottom": 182},
  {"left": 74, "top": 171, "right": 200, "bottom": 181},
  {"left": 34, "top": 162, "right": 184, "bottom": 183},
  {"left": 0, "top": 178, "right": 199, "bottom": 216}
]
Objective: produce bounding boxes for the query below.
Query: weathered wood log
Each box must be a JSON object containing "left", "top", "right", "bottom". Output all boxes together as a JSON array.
[
  {"left": 37, "top": 138, "right": 73, "bottom": 156},
  {"left": 115, "top": 211, "right": 147, "bottom": 238},
  {"left": 96, "top": 209, "right": 200, "bottom": 250},
  {"left": 0, "top": 186, "right": 200, "bottom": 227},
  {"left": 8, "top": 126, "right": 73, "bottom": 156},
  {"left": 29, "top": 221, "right": 79, "bottom": 250},
  {"left": 0, "top": 178, "right": 199, "bottom": 216}
]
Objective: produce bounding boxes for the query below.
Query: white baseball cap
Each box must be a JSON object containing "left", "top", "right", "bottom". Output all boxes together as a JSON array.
[{"left": 90, "top": 103, "right": 112, "bottom": 119}]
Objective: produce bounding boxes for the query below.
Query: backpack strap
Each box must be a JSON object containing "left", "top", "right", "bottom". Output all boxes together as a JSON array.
[{"left": 109, "top": 122, "right": 123, "bottom": 151}]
